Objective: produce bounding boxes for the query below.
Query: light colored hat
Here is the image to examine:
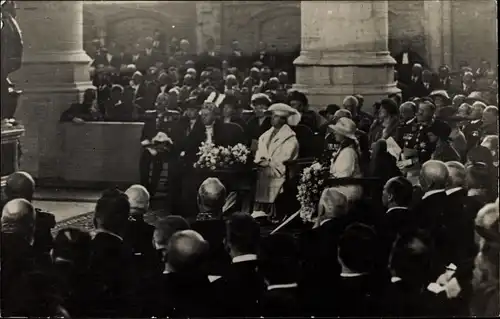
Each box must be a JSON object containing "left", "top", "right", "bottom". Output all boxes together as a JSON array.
[
  {"left": 267, "top": 103, "right": 301, "bottom": 126},
  {"left": 328, "top": 117, "right": 357, "bottom": 140},
  {"left": 187, "top": 68, "right": 197, "bottom": 75},
  {"left": 466, "top": 91, "right": 487, "bottom": 104},
  {"left": 133, "top": 71, "right": 143, "bottom": 77},
  {"left": 250, "top": 67, "right": 260, "bottom": 73},
  {"left": 168, "top": 87, "right": 180, "bottom": 95},
  {"left": 430, "top": 90, "right": 450, "bottom": 100}
]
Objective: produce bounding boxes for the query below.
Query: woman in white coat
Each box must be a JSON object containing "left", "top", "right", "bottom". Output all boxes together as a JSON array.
[
  {"left": 254, "top": 103, "right": 300, "bottom": 218},
  {"left": 327, "top": 117, "right": 363, "bottom": 202}
]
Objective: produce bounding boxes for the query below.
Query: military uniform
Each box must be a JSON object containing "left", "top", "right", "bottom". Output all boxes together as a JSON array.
[
  {"left": 398, "top": 119, "right": 436, "bottom": 182},
  {"left": 463, "top": 119, "right": 483, "bottom": 152}
]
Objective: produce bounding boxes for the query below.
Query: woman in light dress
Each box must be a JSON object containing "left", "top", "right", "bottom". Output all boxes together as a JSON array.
[
  {"left": 327, "top": 117, "right": 363, "bottom": 202},
  {"left": 254, "top": 103, "right": 300, "bottom": 218}
]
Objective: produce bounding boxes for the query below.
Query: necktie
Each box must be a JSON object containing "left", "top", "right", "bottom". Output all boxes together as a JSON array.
[{"left": 267, "top": 128, "right": 279, "bottom": 150}]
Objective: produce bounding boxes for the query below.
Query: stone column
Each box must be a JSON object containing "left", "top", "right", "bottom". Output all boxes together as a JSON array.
[
  {"left": 293, "top": 0, "right": 399, "bottom": 110},
  {"left": 195, "top": 1, "right": 222, "bottom": 53},
  {"left": 423, "top": 0, "right": 453, "bottom": 70},
  {"left": 10, "top": 1, "right": 93, "bottom": 180}
]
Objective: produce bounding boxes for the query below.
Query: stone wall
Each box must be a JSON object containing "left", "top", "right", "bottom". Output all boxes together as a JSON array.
[{"left": 82, "top": 0, "right": 497, "bottom": 70}]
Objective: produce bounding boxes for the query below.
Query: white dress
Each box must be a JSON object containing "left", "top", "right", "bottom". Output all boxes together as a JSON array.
[{"left": 329, "top": 145, "right": 363, "bottom": 202}]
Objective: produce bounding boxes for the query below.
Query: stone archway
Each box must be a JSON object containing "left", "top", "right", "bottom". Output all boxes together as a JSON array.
[{"left": 105, "top": 9, "right": 171, "bottom": 48}]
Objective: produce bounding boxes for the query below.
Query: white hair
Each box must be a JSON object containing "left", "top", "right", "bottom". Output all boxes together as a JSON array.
[{"left": 125, "top": 184, "right": 150, "bottom": 212}]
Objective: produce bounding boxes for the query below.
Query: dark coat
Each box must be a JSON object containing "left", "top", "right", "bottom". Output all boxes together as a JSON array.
[
  {"left": 135, "top": 49, "right": 163, "bottom": 74},
  {"left": 196, "top": 51, "right": 222, "bottom": 71},
  {"left": 394, "top": 50, "right": 426, "bottom": 84},
  {"left": 103, "top": 100, "right": 135, "bottom": 122},
  {"left": 123, "top": 217, "right": 159, "bottom": 275},
  {"left": 87, "top": 232, "right": 136, "bottom": 317},
  {"left": 379, "top": 207, "right": 412, "bottom": 262},
  {"left": 152, "top": 271, "right": 214, "bottom": 318},
  {"left": 246, "top": 115, "right": 272, "bottom": 143},
  {"left": 463, "top": 120, "right": 483, "bottom": 152},
  {"left": 60, "top": 102, "right": 98, "bottom": 122},
  {"left": 32, "top": 209, "right": 56, "bottom": 266},
  {"left": 110, "top": 53, "right": 133, "bottom": 70},
  {"left": 212, "top": 259, "right": 267, "bottom": 317},
  {"left": 190, "top": 218, "right": 231, "bottom": 276},
  {"left": 259, "top": 286, "right": 303, "bottom": 317},
  {"left": 431, "top": 141, "right": 461, "bottom": 163}
]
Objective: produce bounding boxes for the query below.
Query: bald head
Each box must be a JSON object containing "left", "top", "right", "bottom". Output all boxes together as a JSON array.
[
  {"left": 5, "top": 171, "right": 36, "bottom": 201},
  {"left": 445, "top": 161, "right": 467, "bottom": 189},
  {"left": 166, "top": 230, "right": 208, "bottom": 272},
  {"left": 1, "top": 199, "right": 36, "bottom": 243},
  {"left": 400, "top": 102, "right": 416, "bottom": 122},
  {"left": 197, "top": 177, "right": 226, "bottom": 214},
  {"left": 333, "top": 109, "right": 352, "bottom": 121},
  {"left": 319, "top": 188, "right": 348, "bottom": 221},
  {"left": 125, "top": 184, "right": 150, "bottom": 214},
  {"left": 419, "top": 160, "right": 449, "bottom": 192}
]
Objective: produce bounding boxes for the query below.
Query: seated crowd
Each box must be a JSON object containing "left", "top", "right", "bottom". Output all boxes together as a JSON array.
[{"left": 4, "top": 35, "right": 499, "bottom": 318}]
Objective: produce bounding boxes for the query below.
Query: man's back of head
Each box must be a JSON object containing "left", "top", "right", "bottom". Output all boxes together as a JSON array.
[
  {"left": 94, "top": 188, "right": 130, "bottom": 235},
  {"left": 419, "top": 160, "right": 449, "bottom": 192},
  {"left": 1, "top": 198, "right": 36, "bottom": 243},
  {"left": 319, "top": 188, "right": 348, "bottom": 221},
  {"left": 125, "top": 184, "right": 150, "bottom": 216},
  {"left": 445, "top": 161, "right": 467, "bottom": 189},
  {"left": 154, "top": 215, "right": 190, "bottom": 250},
  {"left": 5, "top": 171, "right": 36, "bottom": 202},
  {"left": 226, "top": 212, "right": 260, "bottom": 257},
  {"left": 338, "top": 223, "right": 379, "bottom": 274},
  {"left": 384, "top": 176, "right": 413, "bottom": 208},
  {"left": 197, "top": 177, "right": 226, "bottom": 216},
  {"left": 166, "top": 230, "right": 208, "bottom": 272}
]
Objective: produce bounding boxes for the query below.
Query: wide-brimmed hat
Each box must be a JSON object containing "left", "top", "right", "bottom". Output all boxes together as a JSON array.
[
  {"left": 266, "top": 103, "right": 301, "bottom": 126},
  {"left": 430, "top": 90, "right": 451, "bottom": 104},
  {"left": 319, "top": 104, "right": 341, "bottom": 117},
  {"left": 465, "top": 91, "right": 487, "bottom": 104},
  {"left": 288, "top": 90, "right": 308, "bottom": 106},
  {"left": 328, "top": 117, "right": 357, "bottom": 140}
]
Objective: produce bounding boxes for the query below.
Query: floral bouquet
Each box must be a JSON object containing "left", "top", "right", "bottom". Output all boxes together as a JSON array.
[
  {"left": 297, "top": 162, "right": 330, "bottom": 223},
  {"left": 194, "top": 142, "right": 250, "bottom": 170}
]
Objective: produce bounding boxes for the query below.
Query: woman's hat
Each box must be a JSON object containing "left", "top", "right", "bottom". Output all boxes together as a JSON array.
[
  {"left": 251, "top": 93, "right": 272, "bottom": 108},
  {"left": 465, "top": 91, "right": 487, "bottom": 104},
  {"left": 288, "top": 90, "right": 308, "bottom": 106},
  {"left": 267, "top": 103, "right": 301, "bottom": 126},
  {"left": 328, "top": 117, "right": 357, "bottom": 140},
  {"left": 430, "top": 90, "right": 451, "bottom": 104},
  {"left": 319, "top": 104, "right": 341, "bottom": 117}
]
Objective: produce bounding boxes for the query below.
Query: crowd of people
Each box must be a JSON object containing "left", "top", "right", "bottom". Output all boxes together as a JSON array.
[{"left": 2, "top": 32, "right": 499, "bottom": 317}]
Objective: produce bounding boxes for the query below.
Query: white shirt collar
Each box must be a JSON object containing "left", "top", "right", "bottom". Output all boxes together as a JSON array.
[
  {"left": 468, "top": 188, "right": 485, "bottom": 197},
  {"left": 319, "top": 218, "right": 332, "bottom": 226},
  {"left": 391, "top": 276, "right": 402, "bottom": 283},
  {"left": 405, "top": 117, "right": 416, "bottom": 125},
  {"left": 114, "top": 100, "right": 123, "bottom": 106},
  {"left": 471, "top": 119, "right": 481, "bottom": 124},
  {"left": 422, "top": 189, "right": 446, "bottom": 200},
  {"left": 232, "top": 254, "right": 258, "bottom": 264},
  {"left": 267, "top": 283, "right": 298, "bottom": 291},
  {"left": 94, "top": 229, "right": 123, "bottom": 241},
  {"left": 386, "top": 206, "right": 408, "bottom": 214},
  {"left": 340, "top": 272, "right": 366, "bottom": 278},
  {"left": 446, "top": 187, "right": 463, "bottom": 195}
]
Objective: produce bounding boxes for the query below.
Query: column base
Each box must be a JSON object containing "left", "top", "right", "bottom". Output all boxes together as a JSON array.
[
  {"left": 11, "top": 53, "right": 92, "bottom": 179},
  {"left": 293, "top": 52, "right": 400, "bottom": 111}
]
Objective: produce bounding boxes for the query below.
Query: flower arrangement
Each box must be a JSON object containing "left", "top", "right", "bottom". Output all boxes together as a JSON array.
[
  {"left": 297, "top": 162, "right": 330, "bottom": 223},
  {"left": 194, "top": 142, "right": 250, "bottom": 170}
]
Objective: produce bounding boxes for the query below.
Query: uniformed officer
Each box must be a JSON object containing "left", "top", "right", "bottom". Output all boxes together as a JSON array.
[{"left": 397, "top": 100, "right": 436, "bottom": 184}]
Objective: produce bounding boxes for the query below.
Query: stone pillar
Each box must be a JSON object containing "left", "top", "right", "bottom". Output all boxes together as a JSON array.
[
  {"left": 195, "top": 1, "right": 222, "bottom": 53},
  {"left": 10, "top": 1, "right": 93, "bottom": 180},
  {"left": 293, "top": 0, "right": 399, "bottom": 110},
  {"left": 423, "top": 0, "right": 453, "bottom": 70}
]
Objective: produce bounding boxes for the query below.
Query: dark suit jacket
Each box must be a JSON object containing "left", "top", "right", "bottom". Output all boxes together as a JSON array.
[
  {"left": 298, "top": 217, "right": 350, "bottom": 315},
  {"left": 152, "top": 271, "right": 214, "bottom": 318},
  {"left": 259, "top": 286, "right": 303, "bottom": 317},
  {"left": 87, "top": 232, "right": 136, "bottom": 317},
  {"left": 33, "top": 209, "right": 56, "bottom": 263},
  {"left": 246, "top": 115, "right": 272, "bottom": 142},
  {"left": 410, "top": 191, "right": 449, "bottom": 278},
  {"left": 124, "top": 217, "right": 159, "bottom": 275},
  {"left": 110, "top": 53, "right": 133, "bottom": 70},
  {"left": 212, "top": 259, "right": 267, "bottom": 317},
  {"left": 332, "top": 274, "right": 388, "bottom": 317},
  {"left": 252, "top": 51, "right": 276, "bottom": 69},
  {"left": 408, "top": 78, "right": 430, "bottom": 98},
  {"left": 197, "top": 51, "right": 222, "bottom": 71},
  {"left": 379, "top": 207, "right": 412, "bottom": 262},
  {"left": 463, "top": 120, "right": 483, "bottom": 152},
  {"left": 394, "top": 50, "right": 426, "bottom": 84},
  {"left": 135, "top": 50, "right": 163, "bottom": 74},
  {"left": 191, "top": 218, "right": 231, "bottom": 276},
  {"left": 60, "top": 103, "right": 97, "bottom": 122}
]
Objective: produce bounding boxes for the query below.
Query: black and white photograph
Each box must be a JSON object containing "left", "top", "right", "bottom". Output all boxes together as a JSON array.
[{"left": 1, "top": 0, "right": 498, "bottom": 317}]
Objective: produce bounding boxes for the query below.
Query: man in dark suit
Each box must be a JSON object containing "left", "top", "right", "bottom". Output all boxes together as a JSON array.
[
  {"left": 458, "top": 71, "right": 477, "bottom": 96},
  {"left": 227, "top": 40, "right": 246, "bottom": 73},
  {"left": 246, "top": 93, "right": 272, "bottom": 149},
  {"left": 135, "top": 37, "right": 163, "bottom": 75},
  {"left": 298, "top": 188, "right": 351, "bottom": 316},
  {"left": 4, "top": 172, "right": 55, "bottom": 267},
  {"left": 191, "top": 177, "right": 231, "bottom": 276},
  {"left": 463, "top": 101, "right": 486, "bottom": 152},
  {"left": 411, "top": 160, "right": 450, "bottom": 279},
  {"left": 380, "top": 176, "right": 414, "bottom": 261},
  {"left": 252, "top": 41, "right": 275, "bottom": 69},
  {"left": 124, "top": 185, "right": 158, "bottom": 274},
  {"left": 407, "top": 63, "right": 427, "bottom": 99},
  {"left": 1, "top": 199, "right": 62, "bottom": 317},
  {"left": 197, "top": 37, "right": 221, "bottom": 71},
  {"left": 333, "top": 223, "right": 387, "bottom": 317},
  {"left": 110, "top": 44, "right": 133, "bottom": 70},
  {"left": 259, "top": 233, "right": 303, "bottom": 317},
  {"left": 87, "top": 189, "right": 136, "bottom": 317},
  {"left": 394, "top": 42, "right": 426, "bottom": 85},
  {"left": 125, "top": 71, "right": 148, "bottom": 112},
  {"left": 150, "top": 230, "right": 213, "bottom": 318},
  {"left": 212, "top": 213, "right": 266, "bottom": 317}
]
